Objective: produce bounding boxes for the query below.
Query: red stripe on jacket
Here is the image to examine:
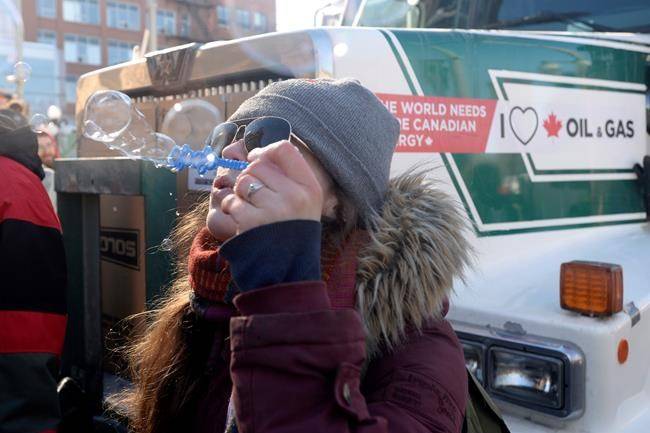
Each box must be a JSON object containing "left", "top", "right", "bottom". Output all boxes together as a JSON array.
[
  {"left": 0, "top": 311, "right": 67, "bottom": 355},
  {"left": 0, "top": 156, "right": 61, "bottom": 230}
]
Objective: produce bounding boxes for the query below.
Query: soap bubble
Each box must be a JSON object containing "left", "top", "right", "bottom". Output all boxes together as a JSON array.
[
  {"left": 141, "top": 132, "right": 176, "bottom": 166},
  {"left": 82, "top": 90, "right": 176, "bottom": 166},
  {"left": 13, "top": 62, "right": 31, "bottom": 83},
  {"left": 6, "top": 61, "right": 32, "bottom": 84},
  {"left": 160, "top": 238, "right": 173, "bottom": 251},
  {"left": 82, "top": 90, "right": 132, "bottom": 142},
  {"left": 161, "top": 99, "right": 221, "bottom": 151},
  {"left": 30, "top": 113, "right": 49, "bottom": 133}
]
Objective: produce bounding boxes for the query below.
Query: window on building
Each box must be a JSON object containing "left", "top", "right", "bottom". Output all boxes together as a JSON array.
[
  {"left": 63, "top": 0, "right": 100, "bottom": 24},
  {"left": 37, "top": 0, "right": 57, "bottom": 18},
  {"left": 107, "top": 2, "right": 140, "bottom": 30},
  {"left": 236, "top": 9, "right": 250, "bottom": 29},
  {"left": 253, "top": 12, "right": 267, "bottom": 31},
  {"left": 64, "top": 34, "right": 101, "bottom": 65},
  {"left": 37, "top": 30, "right": 58, "bottom": 46},
  {"left": 157, "top": 10, "right": 176, "bottom": 35},
  {"left": 180, "top": 13, "right": 190, "bottom": 37},
  {"left": 217, "top": 5, "right": 229, "bottom": 25},
  {"left": 107, "top": 40, "right": 136, "bottom": 65},
  {"left": 65, "top": 76, "right": 77, "bottom": 103}
]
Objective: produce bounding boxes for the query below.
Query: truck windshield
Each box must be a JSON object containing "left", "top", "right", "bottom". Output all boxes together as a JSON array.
[{"left": 351, "top": 0, "right": 650, "bottom": 33}]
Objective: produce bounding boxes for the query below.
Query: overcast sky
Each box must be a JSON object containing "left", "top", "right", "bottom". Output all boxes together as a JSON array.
[{"left": 275, "top": 0, "right": 333, "bottom": 31}]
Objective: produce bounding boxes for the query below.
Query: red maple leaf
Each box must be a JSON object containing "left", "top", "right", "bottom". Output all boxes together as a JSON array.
[{"left": 543, "top": 113, "right": 562, "bottom": 137}]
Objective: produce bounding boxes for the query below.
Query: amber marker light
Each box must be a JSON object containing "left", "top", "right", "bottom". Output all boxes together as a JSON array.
[
  {"left": 560, "top": 261, "right": 623, "bottom": 317},
  {"left": 618, "top": 339, "right": 629, "bottom": 364}
]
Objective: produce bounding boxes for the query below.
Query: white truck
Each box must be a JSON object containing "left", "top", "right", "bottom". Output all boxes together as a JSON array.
[{"left": 73, "top": 1, "right": 650, "bottom": 431}]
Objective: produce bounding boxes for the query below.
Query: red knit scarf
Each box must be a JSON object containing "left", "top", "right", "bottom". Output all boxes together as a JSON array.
[
  {"left": 188, "top": 228, "right": 232, "bottom": 303},
  {"left": 188, "top": 227, "right": 365, "bottom": 309}
]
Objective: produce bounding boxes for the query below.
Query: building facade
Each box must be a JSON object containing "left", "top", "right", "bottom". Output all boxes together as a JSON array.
[
  {"left": 0, "top": 40, "right": 63, "bottom": 117},
  {"left": 20, "top": 0, "right": 275, "bottom": 120}
]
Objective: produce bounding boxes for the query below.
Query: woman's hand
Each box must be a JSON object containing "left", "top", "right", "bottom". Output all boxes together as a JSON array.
[{"left": 220, "top": 140, "right": 324, "bottom": 235}]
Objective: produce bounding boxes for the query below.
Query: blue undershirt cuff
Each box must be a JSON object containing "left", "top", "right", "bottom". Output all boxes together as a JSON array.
[{"left": 220, "top": 220, "right": 322, "bottom": 292}]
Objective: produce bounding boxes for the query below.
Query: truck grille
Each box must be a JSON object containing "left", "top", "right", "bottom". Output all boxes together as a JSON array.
[{"left": 131, "top": 78, "right": 285, "bottom": 104}]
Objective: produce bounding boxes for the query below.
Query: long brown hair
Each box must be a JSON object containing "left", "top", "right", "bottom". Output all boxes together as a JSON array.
[{"left": 117, "top": 188, "right": 358, "bottom": 433}]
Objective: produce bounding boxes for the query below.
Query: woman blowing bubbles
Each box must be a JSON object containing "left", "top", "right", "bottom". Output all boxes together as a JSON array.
[{"left": 121, "top": 78, "right": 473, "bottom": 433}]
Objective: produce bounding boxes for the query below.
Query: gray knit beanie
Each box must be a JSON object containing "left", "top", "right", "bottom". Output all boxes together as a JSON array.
[{"left": 228, "top": 78, "right": 400, "bottom": 220}]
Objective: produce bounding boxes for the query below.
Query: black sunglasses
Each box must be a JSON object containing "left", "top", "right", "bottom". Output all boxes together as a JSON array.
[{"left": 207, "top": 116, "right": 305, "bottom": 158}]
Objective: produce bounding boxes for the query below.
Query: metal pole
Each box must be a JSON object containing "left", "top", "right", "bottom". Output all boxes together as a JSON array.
[
  {"left": 14, "top": 0, "right": 24, "bottom": 99},
  {"left": 148, "top": 0, "right": 157, "bottom": 52},
  {"left": 2, "top": 0, "right": 25, "bottom": 98},
  {"left": 81, "top": 194, "right": 102, "bottom": 409}
]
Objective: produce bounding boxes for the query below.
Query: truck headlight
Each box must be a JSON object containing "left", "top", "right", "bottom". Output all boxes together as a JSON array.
[
  {"left": 462, "top": 341, "right": 485, "bottom": 384},
  {"left": 457, "top": 330, "right": 584, "bottom": 419},
  {"left": 489, "top": 348, "right": 563, "bottom": 409}
]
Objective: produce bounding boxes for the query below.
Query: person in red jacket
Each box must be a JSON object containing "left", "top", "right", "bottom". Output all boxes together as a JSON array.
[
  {"left": 121, "top": 78, "right": 472, "bottom": 433},
  {"left": 0, "top": 113, "right": 67, "bottom": 432}
]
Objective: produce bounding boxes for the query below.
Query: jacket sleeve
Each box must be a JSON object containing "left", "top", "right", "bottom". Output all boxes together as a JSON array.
[
  {"left": 229, "top": 282, "right": 466, "bottom": 433},
  {"left": 193, "top": 302, "right": 238, "bottom": 433},
  {"left": 0, "top": 157, "right": 67, "bottom": 433}
]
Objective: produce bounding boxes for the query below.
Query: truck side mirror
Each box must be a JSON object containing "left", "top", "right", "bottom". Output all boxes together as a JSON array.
[
  {"left": 314, "top": 1, "right": 345, "bottom": 27},
  {"left": 634, "top": 155, "right": 650, "bottom": 220}
]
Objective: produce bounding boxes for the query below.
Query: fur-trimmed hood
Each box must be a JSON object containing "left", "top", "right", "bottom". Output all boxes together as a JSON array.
[{"left": 355, "top": 170, "right": 474, "bottom": 357}]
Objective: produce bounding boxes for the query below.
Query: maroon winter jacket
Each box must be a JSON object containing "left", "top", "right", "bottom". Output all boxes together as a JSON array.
[{"left": 191, "top": 173, "right": 472, "bottom": 433}]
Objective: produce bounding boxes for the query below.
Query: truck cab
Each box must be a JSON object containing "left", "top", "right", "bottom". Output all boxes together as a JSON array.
[
  {"left": 337, "top": 1, "right": 650, "bottom": 432},
  {"left": 67, "top": 1, "right": 650, "bottom": 431}
]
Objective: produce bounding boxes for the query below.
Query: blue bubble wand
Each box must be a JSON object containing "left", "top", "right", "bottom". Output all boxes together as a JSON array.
[{"left": 166, "top": 144, "right": 249, "bottom": 174}]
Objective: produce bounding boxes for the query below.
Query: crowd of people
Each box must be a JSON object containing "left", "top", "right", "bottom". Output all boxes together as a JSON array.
[{"left": 0, "top": 78, "right": 507, "bottom": 433}]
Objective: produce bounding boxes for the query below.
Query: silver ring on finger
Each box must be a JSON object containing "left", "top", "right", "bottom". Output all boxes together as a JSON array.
[{"left": 246, "top": 182, "right": 264, "bottom": 200}]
